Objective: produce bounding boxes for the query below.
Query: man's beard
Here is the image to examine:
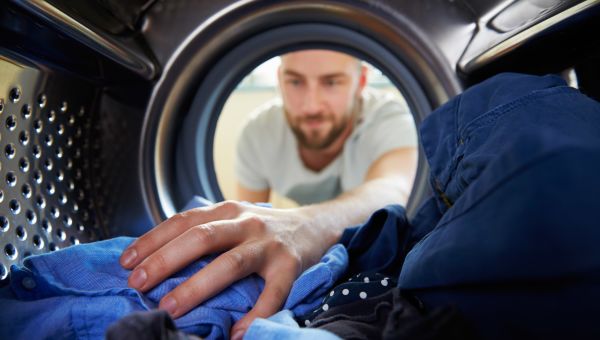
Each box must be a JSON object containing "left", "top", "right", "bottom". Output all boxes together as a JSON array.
[
  {"left": 290, "top": 116, "right": 349, "bottom": 150},
  {"left": 286, "top": 100, "right": 359, "bottom": 150}
]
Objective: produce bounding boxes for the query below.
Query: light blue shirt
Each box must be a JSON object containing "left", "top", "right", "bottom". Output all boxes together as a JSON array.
[
  {"left": 245, "top": 310, "right": 341, "bottom": 340},
  {"left": 0, "top": 237, "right": 347, "bottom": 339}
]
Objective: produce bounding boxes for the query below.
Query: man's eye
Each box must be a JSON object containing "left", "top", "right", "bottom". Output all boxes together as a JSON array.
[
  {"left": 287, "top": 79, "right": 301, "bottom": 86},
  {"left": 325, "top": 79, "right": 339, "bottom": 87}
]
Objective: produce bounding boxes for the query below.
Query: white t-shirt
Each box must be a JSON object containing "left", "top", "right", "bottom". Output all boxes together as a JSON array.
[{"left": 235, "top": 88, "right": 417, "bottom": 205}]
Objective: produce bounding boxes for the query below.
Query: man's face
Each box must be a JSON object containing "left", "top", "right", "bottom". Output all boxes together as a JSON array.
[{"left": 278, "top": 50, "right": 366, "bottom": 150}]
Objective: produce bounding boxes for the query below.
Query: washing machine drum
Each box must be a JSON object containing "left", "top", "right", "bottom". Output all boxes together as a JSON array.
[{"left": 0, "top": 0, "right": 467, "bottom": 282}]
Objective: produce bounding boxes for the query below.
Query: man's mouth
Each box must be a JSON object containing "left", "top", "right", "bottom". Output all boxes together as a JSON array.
[{"left": 303, "top": 116, "right": 326, "bottom": 128}]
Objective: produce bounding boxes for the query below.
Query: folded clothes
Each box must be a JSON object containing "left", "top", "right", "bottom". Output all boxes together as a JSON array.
[{"left": 0, "top": 237, "right": 347, "bottom": 339}]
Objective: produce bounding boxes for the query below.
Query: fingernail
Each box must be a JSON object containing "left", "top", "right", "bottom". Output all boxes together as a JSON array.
[
  {"left": 120, "top": 248, "right": 137, "bottom": 267},
  {"left": 231, "top": 329, "right": 245, "bottom": 340},
  {"left": 129, "top": 268, "right": 147, "bottom": 289},
  {"left": 160, "top": 296, "right": 178, "bottom": 316}
]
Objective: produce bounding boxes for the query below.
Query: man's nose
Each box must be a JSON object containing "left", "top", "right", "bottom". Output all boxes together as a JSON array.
[{"left": 302, "top": 86, "right": 323, "bottom": 114}]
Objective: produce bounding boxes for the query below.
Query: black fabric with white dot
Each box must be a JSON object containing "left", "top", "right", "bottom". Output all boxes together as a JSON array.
[{"left": 298, "top": 271, "right": 397, "bottom": 326}]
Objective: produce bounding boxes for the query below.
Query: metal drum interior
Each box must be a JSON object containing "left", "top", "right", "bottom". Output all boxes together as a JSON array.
[{"left": 1, "top": 0, "right": 599, "bottom": 290}]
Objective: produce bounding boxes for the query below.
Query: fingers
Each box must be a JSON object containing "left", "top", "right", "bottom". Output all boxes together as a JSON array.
[
  {"left": 128, "top": 219, "right": 248, "bottom": 292},
  {"left": 230, "top": 260, "right": 299, "bottom": 339},
  {"left": 120, "top": 201, "right": 241, "bottom": 269},
  {"left": 157, "top": 242, "right": 266, "bottom": 318},
  {"left": 119, "top": 200, "right": 305, "bottom": 338}
]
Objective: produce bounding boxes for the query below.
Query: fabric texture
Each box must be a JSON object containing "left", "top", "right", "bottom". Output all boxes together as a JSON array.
[
  {"left": 3, "top": 72, "right": 599, "bottom": 340},
  {"left": 235, "top": 87, "right": 417, "bottom": 205},
  {"left": 0, "top": 238, "right": 348, "bottom": 340},
  {"left": 105, "top": 310, "right": 200, "bottom": 340},
  {"left": 244, "top": 310, "right": 341, "bottom": 340},
  {"left": 298, "top": 271, "right": 398, "bottom": 326},
  {"left": 330, "top": 73, "right": 600, "bottom": 339},
  {"left": 397, "top": 73, "right": 600, "bottom": 339},
  {"left": 310, "top": 287, "right": 475, "bottom": 340},
  {"left": 338, "top": 204, "right": 412, "bottom": 281}
]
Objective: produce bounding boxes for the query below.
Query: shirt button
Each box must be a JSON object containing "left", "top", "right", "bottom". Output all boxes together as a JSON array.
[{"left": 22, "top": 276, "right": 36, "bottom": 290}]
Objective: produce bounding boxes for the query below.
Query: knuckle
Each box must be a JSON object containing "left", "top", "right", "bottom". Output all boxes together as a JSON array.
[
  {"left": 150, "top": 252, "right": 169, "bottom": 273},
  {"left": 222, "top": 251, "right": 247, "bottom": 273},
  {"left": 243, "top": 215, "right": 266, "bottom": 232},
  {"left": 169, "top": 212, "right": 187, "bottom": 224},
  {"left": 268, "top": 236, "right": 289, "bottom": 253},
  {"left": 238, "top": 212, "right": 271, "bottom": 236},
  {"left": 189, "top": 224, "right": 217, "bottom": 245},
  {"left": 269, "top": 241, "right": 302, "bottom": 274},
  {"left": 168, "top": 285, "right": 200, "bottom": 313},
  {"left": 268, "top": 283, "right": 288, "bottom": 304},
  {"left": 217, "top": 200, "right": 241, "bottom": 215},
  {"left": 282, "top": 251, "right": 302, "bottom": 274},
  {"left": 166, "top": 212, "right": 195, "bottom": 233},
  {"left": 182, "top": 280, "right": 204, "bottom": 303}
]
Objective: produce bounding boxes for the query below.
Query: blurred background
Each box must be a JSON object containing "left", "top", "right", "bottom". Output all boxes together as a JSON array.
[{"left": 213, "top": 56, "right": 409, "bottom": 208}]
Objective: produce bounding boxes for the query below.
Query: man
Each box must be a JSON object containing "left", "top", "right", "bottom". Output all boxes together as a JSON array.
[
  {"left": 120, "top": 50, "right": 418, "bottom": 340},
  {"left": 235, "top": 50, "right": 418, "bottom": 205}
]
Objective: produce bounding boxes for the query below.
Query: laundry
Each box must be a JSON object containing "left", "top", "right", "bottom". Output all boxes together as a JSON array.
[
  {"left": 244, "top": 310, "right": 342, "bottom": 340},
  {"left": 106, "top": 310, "right": 201, "bottom": 340},
  {"left": 328, "top": 73, "right": 600, "bottom": 339},
  {"left": 0, "top": 237, "right": 348, "bottom": 339},
  {"left": 244, "top": 73, "right": 600, "bottom": 339},
  {"left": 310, "top": 286, "right": 475, "bottom": 340},
  {"left": 1, "top": 73, "right": 599, "bottom": 340},
  {"left": 298, "top": 270, "right": 399, "bottom": 325}
]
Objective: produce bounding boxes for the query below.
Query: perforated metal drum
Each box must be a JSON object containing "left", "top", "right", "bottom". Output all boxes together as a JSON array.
[
  {"left": 0, "top": 0, "right": 154, "bottom": 285},
  {"left": 0, "top": 54, "right": 105, "bottom": 280},
  {"left": 1, "top": 0, "right": 598, "bottom": 288}
]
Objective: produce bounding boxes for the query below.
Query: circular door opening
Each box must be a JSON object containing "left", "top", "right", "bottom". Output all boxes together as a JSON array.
[
  {"left": 214, "top": 54, "right": 415, "bottom": 208},
  {"left": 140, "top": 1, "right": 461, "bottom": 223},
  {"left": 177, "top": 24, "right": 430, "bottom": 211}
]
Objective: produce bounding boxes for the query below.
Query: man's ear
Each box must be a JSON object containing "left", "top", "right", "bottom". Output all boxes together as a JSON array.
[{"left": 357, "top": 64, "right": 368, "bottom": 93}]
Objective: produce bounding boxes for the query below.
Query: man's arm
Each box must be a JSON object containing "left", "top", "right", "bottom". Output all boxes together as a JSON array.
[
  {"left": 119, "top": 146, "right": 417, "bottom": 339},
  {"left": 295, "top": 147, "right": 417, "bottom": 254},
  {"left": 236, "top": 183, "right": 271, "bottom": 203}
]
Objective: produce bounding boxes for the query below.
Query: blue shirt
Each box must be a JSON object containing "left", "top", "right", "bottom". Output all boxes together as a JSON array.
[
  {"left": 399, "top": 73, "right": 600, "bottom": 339},
  {"left": 0, "top": 237, "right": 348, "bottom": 339},
  {"left": 335, "top": 73, "right": 600, "bottom": 339},
  {"left": 246, "top": 310, "right": 341, "bottom": 340}
]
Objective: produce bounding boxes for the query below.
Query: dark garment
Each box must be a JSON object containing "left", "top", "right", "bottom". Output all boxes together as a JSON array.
[
  {"left": 106, "top": 310, "right": 199, "bottom": 340},
  {"left": 399, "top": 73, "right": 600, "bottom": 339},
  {"left": 337, "top": 73, "right": 600, "bottom": 339},
  {"left": 338, "top": 205, "right": 411, "bottom": 281},
  {"left": 298, "top": 271, "right": 397, "bottom": 325},
  {"left": 310, "top": 287, "right": 475, "bottom": 340},
  {"left": 297, "top": 270, "right": 475, "bottom": 340}
]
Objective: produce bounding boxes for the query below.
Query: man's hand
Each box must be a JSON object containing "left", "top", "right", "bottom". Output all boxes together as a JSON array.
[
  {"left": 119, "top": 200, "right": 337, "bottom": 339},
  {"left": 119, "top": 148, "right": 415, "bottom": 338}
]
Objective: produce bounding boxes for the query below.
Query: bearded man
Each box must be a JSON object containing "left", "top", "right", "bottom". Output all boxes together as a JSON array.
[
  {"left": 235, "top": 49, "right": 418, "bottom": 205},
  {"left": 123, "top": 51, "right": 420, "bottom": 337}
]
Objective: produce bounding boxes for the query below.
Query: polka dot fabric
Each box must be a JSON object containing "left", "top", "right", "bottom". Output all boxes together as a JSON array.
[{"left": 298, "top": 271, "right": 397, "bottom": 326}]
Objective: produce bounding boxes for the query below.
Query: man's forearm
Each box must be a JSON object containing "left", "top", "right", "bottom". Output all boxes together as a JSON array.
[{"left": 293, "top": 176, "right": 410, "bottom": 263}]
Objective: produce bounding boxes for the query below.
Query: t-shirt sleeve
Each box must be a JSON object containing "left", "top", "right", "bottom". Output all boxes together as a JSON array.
[
  {"left": 234, "top": 119, "right": 270, "bottom": 191},
  {"left": 361, "top": 99, "right": 418, "bottom": 164}
]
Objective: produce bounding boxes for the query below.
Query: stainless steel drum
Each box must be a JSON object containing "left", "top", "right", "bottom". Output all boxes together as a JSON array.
[{"left": 1, "top": 0, "right": 598, "bottom": 286}]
